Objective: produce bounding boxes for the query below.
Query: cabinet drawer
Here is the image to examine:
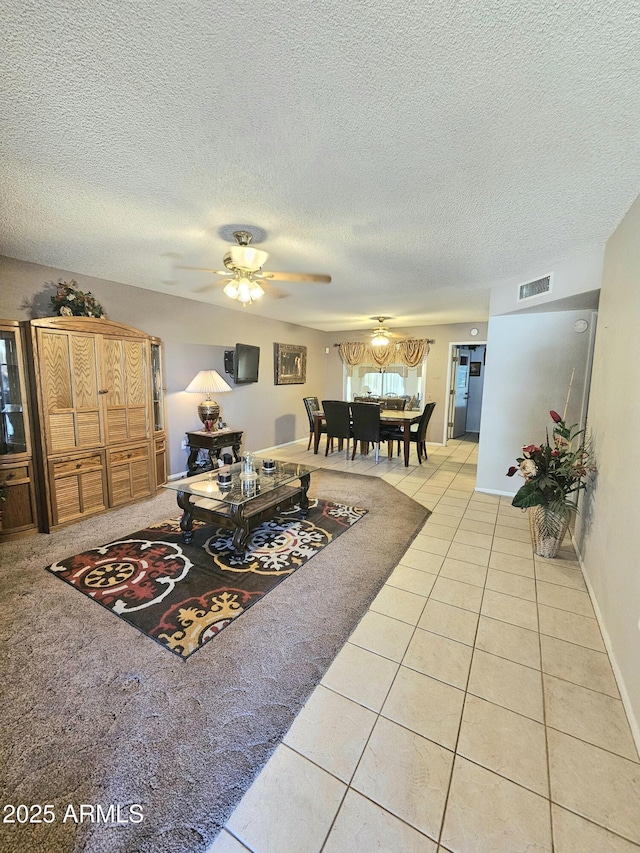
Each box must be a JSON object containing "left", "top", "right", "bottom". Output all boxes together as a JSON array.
[
  {"left": 109, "top": 444, "right": 150, "bottom": 465},
  {"left": 52, "top": 454, "right": 104, "bottom": 477},
  {"left": 0, "top": 465, "right": 30, "bottom": 486},
  {"left": 154, "top": 437, "right": 166, "bottom": 453}
]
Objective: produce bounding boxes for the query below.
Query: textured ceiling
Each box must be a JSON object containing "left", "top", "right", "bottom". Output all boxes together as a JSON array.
[{"left": 1, "top": 0, "right": 639, "bottom": 332}]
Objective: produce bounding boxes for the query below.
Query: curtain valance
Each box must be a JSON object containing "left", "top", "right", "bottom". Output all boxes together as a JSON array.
[{"left": 338, "top": 339, "right": 430, "bottom": 368}]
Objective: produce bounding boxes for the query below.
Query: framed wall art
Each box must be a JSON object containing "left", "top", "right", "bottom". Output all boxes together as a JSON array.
[
  {"left": 470, "top": 361, "right": 482, "bottom": 377},
  {"left": 274, "top": 343, "right": 307, "bottom": 385}
]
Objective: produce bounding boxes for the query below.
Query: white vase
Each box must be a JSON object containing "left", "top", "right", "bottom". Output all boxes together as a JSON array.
[{"left": 528, "top": 506, "right": 570, "bottom": 558}]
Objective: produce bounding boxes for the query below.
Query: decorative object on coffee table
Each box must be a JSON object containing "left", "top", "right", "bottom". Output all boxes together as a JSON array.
[
  {"left": 507, "top": 409, "right": 594, "bottom": 558},
  {"left": 185, "top": 369, "right": 232, "bottom": 427}
]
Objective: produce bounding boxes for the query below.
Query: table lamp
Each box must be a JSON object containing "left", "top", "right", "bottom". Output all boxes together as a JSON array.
[{"left": 185, "top": 369, "right": 232, "bottom": 430}]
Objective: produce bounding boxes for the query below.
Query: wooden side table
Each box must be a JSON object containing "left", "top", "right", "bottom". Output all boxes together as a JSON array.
[{"left": 185, "top": 428, "right": 243, "bottom": 476}]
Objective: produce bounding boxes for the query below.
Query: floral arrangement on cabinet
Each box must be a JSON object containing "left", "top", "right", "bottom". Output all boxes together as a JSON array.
[
  {"left": 50, "top": 280, "right": 106, "bottom": 318},
  {"left": 507, "top": 410, "right": 595, "bottom": 554}
]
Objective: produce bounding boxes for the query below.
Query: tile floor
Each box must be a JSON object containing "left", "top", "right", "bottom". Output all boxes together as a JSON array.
[{"left": 209, "top": 436, "right": 640, "bottom": 853}]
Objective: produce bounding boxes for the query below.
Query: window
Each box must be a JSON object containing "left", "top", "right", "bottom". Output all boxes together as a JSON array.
[{"left": 345, "top": 360, "right": 425, "bottom": 404}]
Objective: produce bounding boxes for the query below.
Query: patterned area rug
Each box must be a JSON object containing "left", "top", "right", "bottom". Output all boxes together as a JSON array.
[{"left": 46, "top": 499, "right": 367, "bottom": 659}]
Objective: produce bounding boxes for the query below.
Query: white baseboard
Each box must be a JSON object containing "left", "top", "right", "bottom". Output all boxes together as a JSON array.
[
  {"left": 258, "top": 438, "right": 307, "bottom": 453},
  {"left": 168, "top": 470, "right": 188, "bottom": 481},
  {"left": 570, "top": 532, "right": 640, "bottom": 757},
  {"left": 474, "top": 487, "right": 515, "bottom": 497}
]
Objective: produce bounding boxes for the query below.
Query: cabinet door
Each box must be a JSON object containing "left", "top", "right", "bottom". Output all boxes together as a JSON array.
[
  {"left": 150, "top": 340, "right": 165, "bottom": 433},
  {"left": 0, "top": 325, "right": 30, "bottom": 458},
  {"left": 49, "top": 452, "right": 107, "bottom": 525},
  {"left": 102, "top": 338, "right": 150, "bottom": 444},
  {"left": 154, "top": 435, "right": 167, "bottom": 489},
  {"left": 38, "top": 329, "right": 102, "bottom": 454},
  {"left": 107, "top": 442, "right": 152, "bottom": 506},
  {"left": 0, "top": 463, "right": 37, "bottom": 539}
]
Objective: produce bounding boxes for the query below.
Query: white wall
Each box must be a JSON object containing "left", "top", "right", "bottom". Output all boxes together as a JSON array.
[
  {"left": 574, "top": 196, "right": 640, "bottom": 737},
  {"left": 476, "top": 310, "right": 595, "bottom": 495},
  {"left": 489, "top": 245, "right": 605, "bottom": 316},
  {"left": 0, "top": 256, "right": 329, "bottom": 474}
]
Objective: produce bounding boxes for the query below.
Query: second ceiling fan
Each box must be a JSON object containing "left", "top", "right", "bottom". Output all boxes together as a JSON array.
[
  {"left": 370, "top": 317, "right": 402, "bottom": 347},
  {"left": 180, "top": 231, "right": 332, "bottom": 305}
]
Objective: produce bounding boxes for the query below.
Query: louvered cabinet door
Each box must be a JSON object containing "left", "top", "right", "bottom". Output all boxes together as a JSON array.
[
  {"left": 107, "top": 442, "right": 152, "bottom": 506},
  {"left": 101, "top": 338, "right": 150, "bottom": 445},
  {"left": 38, "top": 329, "right": 103, "bottom": 454},
  {"left": 49, "top": 452, "right": 108, "bottom": 526}
]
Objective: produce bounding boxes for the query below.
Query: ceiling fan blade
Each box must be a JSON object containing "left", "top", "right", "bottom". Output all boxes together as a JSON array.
[
  {"left": 177, "top": 265, "right": 229, "bottom": 275},
  {"left": 260, "top": 271, "right": 331, "bottom": 283},
  {"left": 193, "top": 279, "right": 232, "bottom": 293}
]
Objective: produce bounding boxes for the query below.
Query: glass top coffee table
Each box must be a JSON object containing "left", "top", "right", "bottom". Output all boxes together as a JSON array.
[{"left": 164, "top": 459, "right": 318, "bottom": 557}]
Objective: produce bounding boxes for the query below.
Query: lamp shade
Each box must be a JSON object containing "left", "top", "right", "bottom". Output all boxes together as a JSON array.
[
  {"left": 185, "top": 370, "right": 232, "bottom": 428},
  {"left": 185, "top": 370, "right": 232, "bottom": 395}
]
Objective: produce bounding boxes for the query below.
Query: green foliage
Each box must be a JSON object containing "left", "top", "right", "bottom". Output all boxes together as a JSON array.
[
  {"left": 50, "top": 280, "right": 105, "bottom": 318},
  {"left": 507, "top": 411, "right": 594, "bottom": 514}
]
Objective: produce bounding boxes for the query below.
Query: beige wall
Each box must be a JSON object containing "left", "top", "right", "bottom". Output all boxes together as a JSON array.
[
  {"left": 575, "top": 196, "right": 640, "bottom": 739},
  {"left": 0, "top": 256, "right": 329, "bottom": 474},
  {"left": 326, "top": 322, "right": 489, "bottom": 443}
]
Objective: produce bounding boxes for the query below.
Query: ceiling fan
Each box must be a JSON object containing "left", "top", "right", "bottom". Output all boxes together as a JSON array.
[
  {"left": 370, "top": 317, "right": 401, "bottom": 347},
  {"left": 178, "top": 231, "right": 332, "bottom": 305}
]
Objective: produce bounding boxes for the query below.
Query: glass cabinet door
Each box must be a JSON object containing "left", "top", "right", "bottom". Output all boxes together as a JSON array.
[
  {"left": 150, "top": 340, "right": 164, "bottom": 433},
  {"left": 0, "top": 329, "right": 27, "bottom": 456}
]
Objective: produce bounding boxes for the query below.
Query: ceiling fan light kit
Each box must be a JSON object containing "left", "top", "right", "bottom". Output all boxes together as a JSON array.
[
  {"left": 371, "top": 331, "right": 391, "bottom": 347},
  {"left": 370, "top": 317, "right": 392, "bottom": 347},
  {"left": 179, "top": 229, "right": 331, "bottom": 305},
  {"left": 223, "top": 275, "right": 265, "bottom": 305}
]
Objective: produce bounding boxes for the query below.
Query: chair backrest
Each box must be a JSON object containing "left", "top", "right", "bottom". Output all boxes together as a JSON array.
[
  {"left": 350, "top": 402, "right": 381, "bottom": 443},
  {"left": 303, "top": 396, "right": 320, "bottom": 430},
  {"left": 382, "top": 398, "right": 406, "bottom": 411},
  {"left": 415, "top": 402, "right": 436, "bottom": 442},
  {"left": 322, "top": 400, "right": 351, "bottom": 439}
]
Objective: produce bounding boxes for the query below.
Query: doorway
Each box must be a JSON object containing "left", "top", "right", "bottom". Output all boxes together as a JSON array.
[{"left": 446, "top": 342, "right": 487, "bottom": 441}]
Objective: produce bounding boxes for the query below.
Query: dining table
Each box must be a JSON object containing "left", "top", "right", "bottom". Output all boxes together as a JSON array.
[{"left": 312, "top": 408, "right": 422, "bottom": 467}]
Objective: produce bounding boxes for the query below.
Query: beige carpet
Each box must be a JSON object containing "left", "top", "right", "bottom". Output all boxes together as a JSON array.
[{"left": 0, "top": 470, "right": 429, "bottom": 853}]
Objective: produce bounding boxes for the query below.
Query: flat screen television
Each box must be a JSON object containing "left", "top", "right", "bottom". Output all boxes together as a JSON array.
[{"left": 233, "top": 343, "right": 260, "bottom": 384}]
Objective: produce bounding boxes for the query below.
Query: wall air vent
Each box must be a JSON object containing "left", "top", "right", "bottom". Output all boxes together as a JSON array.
[{"left": 518, "top": 274, "right": 552, "bottom": 301}]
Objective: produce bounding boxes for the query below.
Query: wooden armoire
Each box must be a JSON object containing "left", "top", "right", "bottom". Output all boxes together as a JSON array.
[{"left": 26, "top": 317, "right": 167, "bottom": 532}]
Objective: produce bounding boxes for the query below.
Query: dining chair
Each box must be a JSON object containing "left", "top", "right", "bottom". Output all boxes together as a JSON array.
[
  {"left": 303, "top": 396, "right": 325, "bottom": 450},
  {"left": 350, "top": 401, "right": 384, "bottom": 463},
  {"left": 321, "top": 400, "right": 352, "bottom": 456},
  {"left": 386, "top": 402, "right": 436, "bottom": 463}
]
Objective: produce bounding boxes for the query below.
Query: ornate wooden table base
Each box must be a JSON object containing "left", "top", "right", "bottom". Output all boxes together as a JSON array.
[{"left": 177, "top": 473, "right": 311, "bottom": 556}]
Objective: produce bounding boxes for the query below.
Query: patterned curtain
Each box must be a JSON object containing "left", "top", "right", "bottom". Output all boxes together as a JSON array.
[
  {"left": 338, "top": 341, "right": 368, "bottom": 365},
  {"left": 368, "top": 344, "right": 396, "bottom": 367},
  {"left": 337, "top": 339, "right": 429, "bottom": 367},
  {"left": 399, "top": 339, "right": 429, "bottom": 367}
]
